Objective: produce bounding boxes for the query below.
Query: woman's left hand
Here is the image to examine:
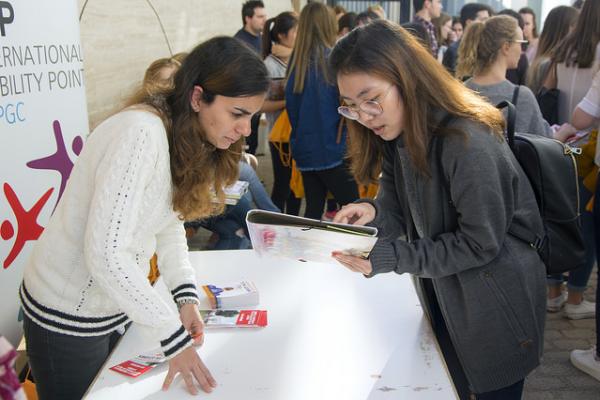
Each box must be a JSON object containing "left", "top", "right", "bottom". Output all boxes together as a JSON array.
[
  {"left": 179, "top": 303, "right": 204, "bottom": 346},
  {"left": 331, "top": 251, "right": 373, "bottom": 275}
]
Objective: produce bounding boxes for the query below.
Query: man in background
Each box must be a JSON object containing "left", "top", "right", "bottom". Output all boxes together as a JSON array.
[
  {"left": 442, "top": 2, "right": 493, "bottom": 75},
  {"left": 234, "top": 1, "right": 267, "bottom": 154},
  {"left": 412, "top": 0, "right": 443, "bottom": 57}
]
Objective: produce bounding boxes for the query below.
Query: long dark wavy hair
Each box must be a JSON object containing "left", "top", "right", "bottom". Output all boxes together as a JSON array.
[
  {"left": 127, "top": 37, "right": 269, "bottom": 220},
  {"left": 330, "top": 20, "right": 504, "bottom": 184},
  {"left": 552, "top": 0, "right": 600, "bottom": 68}
]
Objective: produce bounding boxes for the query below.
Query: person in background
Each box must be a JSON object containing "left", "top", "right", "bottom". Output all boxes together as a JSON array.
[
  {"left": 141, "top": 53, "right": 187, "bottom": 93},
  {"left": 443, "top": 2, "right": 493, "bottom": 75},
  {"left": 338, "top": 11, "right": 358, "bottom": 39},
  {"left": 497, "top": 9, "right": 529, "bottom": 86},
  {"left": 330, "top": 20, "right": 546, "bottom": 399},
  {"left": 234, "top": 0, "right": 267, "bottom": 54},
  {"left": 452, "top": 16, "right": 463, "bottom": 41},
  {"left": 20, "top": 37, "right": 269, "bottom": 399},
  {"left": 234, "top": 0, "right": 268, "bottom": 155},
  {"left": 526, "top": 5, "right": 578, "bottom": 96},
  {"left": 401, "top": 22, "right": 431, "bottom": 51},
  {"left": 368, "top": 4, "right": 386, "bottom": 20},
  {"left": 432, "top": 12, "right": 456, "bottom": 62},
  {"left": 333, "top": 4, "right": 346, "bottom": 21},
  {"left": 412, "top": 0, "right": 443, "bottom": 57},
  {"left": 545, "top": 0, "right": 600, "bottom": 318},
  {"left": 567, "top": 70, "right": 600, "bottom": 381},
  {"left": 262, "top": 11, "right": 300, "bottom": 215},
  {"left": 519, "top": 7, "right": 539, "bottom": 63},
  {"left": 356, "top": 10, "right": 380, "bottom": 27},
  {"left": 458, "top": 15, "right": 551, "bottom": 137},
  {"left": 286, "top": 2, "right": 358, "bottom": 219}
]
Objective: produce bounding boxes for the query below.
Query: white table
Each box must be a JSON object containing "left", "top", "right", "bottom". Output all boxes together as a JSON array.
[{"left": 86, "top": 250, "right": 456, "bottom": 399}]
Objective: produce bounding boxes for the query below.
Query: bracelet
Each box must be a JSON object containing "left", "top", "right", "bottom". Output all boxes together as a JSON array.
[{"left": 176, "top": 298, "right": 199, "bottom": 311}]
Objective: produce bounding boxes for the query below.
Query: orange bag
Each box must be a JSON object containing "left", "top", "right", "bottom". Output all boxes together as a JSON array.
[
  {"left": 359, "top": 183, "right": 379, "bottom": 199},
  {"left": 270, "top": 110, "right": 304, "bottom": 198},
  {"left": 290, "top": 160, "right": 304, "bottom": 198},
  {"left": 147, "top": 253, "right": 160, "bottom": 285},
  {"left": 269, "top": 110, "right": 291, "bottom": 144}
]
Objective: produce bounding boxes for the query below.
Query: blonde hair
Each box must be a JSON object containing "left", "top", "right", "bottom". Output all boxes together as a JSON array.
[
  {"left": 456, "top": 15, "right": 519, "bottom": 80},
  {"left": 287, "top": 2, "right": 337, "bottom": 93},
  {"left": 127, "top": 53, "right": 188, "bottom": 107}
]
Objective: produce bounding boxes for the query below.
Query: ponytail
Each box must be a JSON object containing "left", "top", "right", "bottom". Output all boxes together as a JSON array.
[
  {"left": 456, "top": 21, "right": 485, "bottom": 80},
  {"left": 262, "top": 17, "right": 276, "bottom": 59},
  {"left": 456, "top": 15, "right": 519, "bottom": 80},
  {"left": 262, "top": 12, "right": 299, "bottom": 59}
]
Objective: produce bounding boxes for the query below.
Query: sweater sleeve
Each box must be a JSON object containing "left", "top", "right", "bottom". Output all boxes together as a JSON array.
[
  {"left": 155, "top": 215, "right": 199, "bottom": 306},
  {"left": 519, "top": 85, "right": 553, "bottom": 137},
  {"left": 368, "top": 128, "right": 522, "bottom": 278},
  {"left": 578, "top": 70, "right": 600, "bottom": 118},
  {"left": 83, "top": 122, "right": 191, "bottom": 359},
  {"left": 370, "top": 143, "right": 406, "bottom": 242}
]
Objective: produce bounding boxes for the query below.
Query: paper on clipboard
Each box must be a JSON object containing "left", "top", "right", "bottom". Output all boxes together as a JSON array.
[{"left": 246, "top": 209, "right": 378, "bottom": 265}]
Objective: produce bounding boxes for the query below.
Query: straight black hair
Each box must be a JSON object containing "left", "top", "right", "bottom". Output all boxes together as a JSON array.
[{"left": 261, "top": 12, "right": 299, "bottom": 59}]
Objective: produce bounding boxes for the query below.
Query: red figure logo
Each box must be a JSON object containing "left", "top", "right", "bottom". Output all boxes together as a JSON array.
[{"left": 1, "top": 183, "right": 54, "bottom": 269}]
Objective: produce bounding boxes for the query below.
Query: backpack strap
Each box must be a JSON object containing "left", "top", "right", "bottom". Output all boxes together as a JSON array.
[
  {"left": 512, "top": 85, "right": 520, "bottom": 107},
  {"left": 495, "top": 100, "right": 517, "bottom": 149},
  {"left": 507, "top": 222, "right": 546, "bottom": 251}
]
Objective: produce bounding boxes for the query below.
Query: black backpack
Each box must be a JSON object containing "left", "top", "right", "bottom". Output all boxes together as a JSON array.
[
  {"left": 496, "top": 94, "right": 585, "bottom": 274},
  {"left": 437, "top": 89, "right": 585, "bottom": 274}
]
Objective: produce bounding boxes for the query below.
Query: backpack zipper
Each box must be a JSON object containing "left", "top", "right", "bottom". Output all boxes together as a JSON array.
[{"left": 559, "top": 141, "right": 581, "bottom": 216}]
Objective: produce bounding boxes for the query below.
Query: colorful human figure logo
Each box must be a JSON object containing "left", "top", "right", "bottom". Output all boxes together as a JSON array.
[
  {"left": 27, "top": 120, "right": 83, "bottom": 209},
  {"left": 1, "top": 184, "right": 54, "bottom": 269},
  {"left": 1, "top": 120, "right": 83, "bottom": 269}
]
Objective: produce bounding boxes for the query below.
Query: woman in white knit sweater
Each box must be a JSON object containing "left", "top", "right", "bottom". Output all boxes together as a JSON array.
[{"left": 20, "top": 37, "right": 269, "bottom": 399}]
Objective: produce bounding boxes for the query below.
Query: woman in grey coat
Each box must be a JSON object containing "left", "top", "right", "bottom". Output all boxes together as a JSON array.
[{"left": 330, "top": 20, "right": 546, "bottom": 400}]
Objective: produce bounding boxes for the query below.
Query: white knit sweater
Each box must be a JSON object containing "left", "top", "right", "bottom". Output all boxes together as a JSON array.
[{"left": 21, "top": 109, "right": 197, "bottom": 359}]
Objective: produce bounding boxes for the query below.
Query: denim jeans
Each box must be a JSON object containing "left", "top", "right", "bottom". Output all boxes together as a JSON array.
[
  {"left": 239, "top": 161, "right": 280, "bottom": 212},
  {"left": 548, "top": 179, "right": 596, "bottom": 292},
  {"left": 200, "top": 195, "right": 252, "bottom": 250},
  {"left": 23, "top": 314, "right": 121, "bottom": 400}
]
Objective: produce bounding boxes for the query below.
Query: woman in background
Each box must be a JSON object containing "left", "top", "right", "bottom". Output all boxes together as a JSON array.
[
  {"left": 261, "top": 11, "right": 300, "bottom": 215},
  {"left": 525, "top": 5, "right": 578, "bottom": 95},
  {"left": 286, "top": 3, "right": 358, "bottom": 219},
  {"left": 519, "top": 7, "right": 539, "bottom": 63},
  {"left": 432, "top": 12, "right": 456, "bottom": 62},
  {"left": 545, "top": 0, "right": 600, "bottom": 318},
  {"left": 458, "top": 15, "right": 552, "bottom": 137}
]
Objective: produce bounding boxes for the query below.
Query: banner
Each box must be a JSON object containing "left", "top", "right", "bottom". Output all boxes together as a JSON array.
[{"left": 0, "top": 0, "right": 88, "bottom": 345}]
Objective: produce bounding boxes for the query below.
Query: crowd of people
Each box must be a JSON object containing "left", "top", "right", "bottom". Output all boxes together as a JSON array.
[{"left": 16, "top": 1, "right": 600, "bottom": 399}]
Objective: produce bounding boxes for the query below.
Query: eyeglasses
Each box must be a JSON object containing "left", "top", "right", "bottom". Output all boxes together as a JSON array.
[{"left": 337, "top": 85, "right": 394, "bottom": 120}]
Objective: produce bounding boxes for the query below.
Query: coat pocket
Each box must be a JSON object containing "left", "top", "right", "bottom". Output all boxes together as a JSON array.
[{"left": 480, "top": 270, "right": 529, "bottom": 344}]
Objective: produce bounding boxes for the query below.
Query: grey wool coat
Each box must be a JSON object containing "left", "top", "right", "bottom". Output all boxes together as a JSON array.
[{"left": 366, "top": 111, "right": 547, "bottom": 393}]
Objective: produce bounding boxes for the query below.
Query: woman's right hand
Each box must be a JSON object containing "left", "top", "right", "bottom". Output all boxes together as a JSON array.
[
  {"left": 333, "top": 203, "right": 376, "bottom": 225},
  {"left": 162, "top": 346, "right": 217, "bottom": 395}
]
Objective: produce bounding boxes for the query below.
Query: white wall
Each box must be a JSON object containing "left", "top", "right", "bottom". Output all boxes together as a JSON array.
[{"left": 79, "top": 0, "right": 298, "bottom": 129}]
